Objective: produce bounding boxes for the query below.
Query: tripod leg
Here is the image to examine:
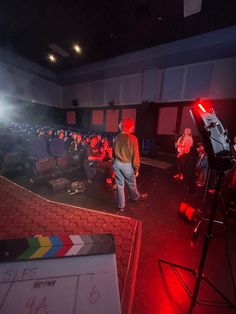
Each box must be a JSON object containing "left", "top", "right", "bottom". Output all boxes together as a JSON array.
[
  {"left": 188, "top": 172, "right": 225, "bottom": 314},
  {"left": 191, "top": 220, "right": 202, "bottom": 242}
]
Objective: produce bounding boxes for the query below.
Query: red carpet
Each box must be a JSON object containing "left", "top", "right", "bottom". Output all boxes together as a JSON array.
[{"left": 0, "top": 176, "right": 142, "bottom": 314}]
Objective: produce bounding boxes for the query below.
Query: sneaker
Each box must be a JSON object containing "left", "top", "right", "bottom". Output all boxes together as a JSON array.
[
  {"left": 132, "top": 193, "right": 148, "bottom": 202},
  {"left": 173, "top": 173, "right": 183, "bottom": 180},
  {"left": 67, "top": 189, "right": 79, "bottom": 195},
  {"left": 208, "top": 189, "right": 215, "bottom": 194},
  {"left": 112, "top": 183, "right": 117, "bottom": 190},
  {"left": 115, "top": 207, "right": 124, "bottom": 214},
  {"left": 173, "top": 173, "right": 180, "bottom": 179}
]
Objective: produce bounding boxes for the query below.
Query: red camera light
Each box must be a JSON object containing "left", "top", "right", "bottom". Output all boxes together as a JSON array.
[{"left": 197, "top": 103, "right": 206, "bottom": 113}]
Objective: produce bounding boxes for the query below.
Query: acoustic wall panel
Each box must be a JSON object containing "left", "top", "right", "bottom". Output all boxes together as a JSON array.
[
  {"left": 92, "top": 110, "right": 104, "bottom": 125},
  {"left": 161, "top": 67, "right": 184, "bottom": 101},
  {"left": 156, "top": 107, "right": 178, "bottom": 135},
  {"left": 66, "top": 111, "right": 76, "bottom": 125},
  {"left": 0, "top": 64, "right": 62, "bottom": 107},
  {"left": 106, "top": 109, "right": 119, "bottom": 132},
  {"left": 142, "top": 69, "right": 159, "bottom": 102},
  {"left": 122, "top": 74, "right": 142, "bottom": 105},
  {"left": 92, "top": 80, "right": 105, "bottom": 106},
  {"left": 209, "top": 57, "right": 236, "bottom": 99},
  {"left": 106, "top": 77, "right": 122, "bottom": 105},
  {"left": 184, "top": 63, "right": 213, "bottom": 99},
  {"left": 62, "top": 82, "right": 90, "bottom": 108},
  {"left": 75, "top": 82, "right": 90, "bottom": 107},
  {"left": 180, "top": 105, "right": 198, "bottom": 136}
]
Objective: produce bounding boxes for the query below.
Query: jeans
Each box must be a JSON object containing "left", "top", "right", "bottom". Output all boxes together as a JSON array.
[{"left": 112, "top": 159, "right": 140, "bottom": 209}]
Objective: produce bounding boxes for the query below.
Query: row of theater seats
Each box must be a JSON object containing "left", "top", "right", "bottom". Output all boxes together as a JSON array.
[
  {"left": 0, "top": 121, "right": 83, "bottom": 181},
  {"left": 0, "top": 122, "right": 115, "bottom": 182},
  {"left": 0, "top": 134, "right": 82, "bottom": 180}
]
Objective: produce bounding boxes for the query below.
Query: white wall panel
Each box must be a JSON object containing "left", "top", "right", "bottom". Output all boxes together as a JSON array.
[
  {"left": 209, "top": 57, "right": 236, "bottom": 99},
  {"left": 106, "top": 77, "right": 122, "bottom": 105},
  {"left": 142, "top": 69, "right": 159, "bottom": 102},
  {"left": 62, "top": 82, "right": 89, "bottom": 108},
  {"left": 122, "top": 74, "right": 142, "bottom": 105},
  {"left": 184, "top": 62, "right": 213, "bottom": 99},
  {"left": 161, "top": 67, "right": 184, "bottom": 101},
  {"left": 91, "top": 80, "right": 105, "bottom": 106},
  {"left": 0, "top": 64, "right": 62, "bottom": 107}
]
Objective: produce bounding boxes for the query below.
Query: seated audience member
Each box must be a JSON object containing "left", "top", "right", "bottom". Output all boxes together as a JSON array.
[
  {"left": 100, "top": 138, "right": 112, "bottom": 161},
  {"left": 83, "top": 135, "right": 90, "bottom": 149},
  {"left": 57, "top": 130, "right": 65, "bottom": 140},
  {"left": 84, "top": 135, "right": 114, "bottom": 183},
  {"left": 195, "top": 143, "right": 208, "bottom": 188},
  {"left": 69, "top": 133, "right": 84, "bottom": 154},
  {"left": 96, "top": 134, "right": 102, "bottom": 149},
  {"left": 37, "top": 128, "right": 45, "bottom": 138}
]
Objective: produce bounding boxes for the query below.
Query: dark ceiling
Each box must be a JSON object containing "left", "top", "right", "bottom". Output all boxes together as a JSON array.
[{"left": 0, "top": 0, "right": 236, "bottom": 72}]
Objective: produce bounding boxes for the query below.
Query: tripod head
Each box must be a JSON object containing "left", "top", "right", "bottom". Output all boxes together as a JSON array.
[{"left": 190, "top": 99, "right": 234, "bottom": 171}]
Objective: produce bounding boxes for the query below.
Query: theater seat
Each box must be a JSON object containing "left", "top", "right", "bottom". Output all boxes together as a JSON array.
[
  {"left": 0, "top": 133, "right": 27, "bottom": 174},
  {"left": 27, "top": 137, "right": 57, "bottom": 177},
  {"left": 48, "top": 138, "right": 75, "bottom": 170}
]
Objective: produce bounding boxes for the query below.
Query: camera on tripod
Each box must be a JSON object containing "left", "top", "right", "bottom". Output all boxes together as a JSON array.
[{"left": 190, "top": 98, "right": 234, "bottom": 172}]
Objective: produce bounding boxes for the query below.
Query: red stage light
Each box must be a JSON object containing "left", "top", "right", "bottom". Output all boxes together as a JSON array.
[
  {"left": 197, "top": 103, "right": 206, "bottom": 113},
  {"left": 193, "top": 98, "right": 211, "bottom": 113}
]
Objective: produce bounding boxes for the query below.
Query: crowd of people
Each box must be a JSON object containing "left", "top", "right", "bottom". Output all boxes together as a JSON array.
[
  {"left": 0, "top": 120, "right": 235, "bottom": 214},
  {"left": 0, "top": 119, "right": 149, "bottom": 213}
]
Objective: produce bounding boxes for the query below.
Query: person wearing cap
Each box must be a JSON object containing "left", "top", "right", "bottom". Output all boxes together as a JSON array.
[
  {"left": 112, "top": 118, "right": 147, "bottom": 212},
  {"left": 195, "top": 142, "right": 208, "bottom": 187}
]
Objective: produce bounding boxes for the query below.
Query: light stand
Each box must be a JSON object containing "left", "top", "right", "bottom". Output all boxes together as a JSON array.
[
  {"left": 159, "top": 171, "right": 236, "bottom": 313},
  {"left": 159, "top": 100, "right": 236, "bottom": 313},
  {"left": 191, "top": 168, "right": 225, "bottom": 243}
]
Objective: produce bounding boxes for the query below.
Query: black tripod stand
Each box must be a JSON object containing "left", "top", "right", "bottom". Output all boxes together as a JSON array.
[
  {"left": 191, "top": 168, "right": 225, "bottom": 242},
  {"left": 159, "top": 171, "right": 236, "bottom": 313}
]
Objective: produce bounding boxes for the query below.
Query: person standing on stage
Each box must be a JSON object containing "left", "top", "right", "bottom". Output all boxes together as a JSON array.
[
  {"left": 173, "top": 128, "right": 193, "bottom": 180},
  {"left": 112, "top": 118, "right": 147, "bottom": 212}
]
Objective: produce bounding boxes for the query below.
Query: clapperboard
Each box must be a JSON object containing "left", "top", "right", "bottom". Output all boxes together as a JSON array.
[{"left": 0, "top": 233, "right": 121, "bottom": 314}]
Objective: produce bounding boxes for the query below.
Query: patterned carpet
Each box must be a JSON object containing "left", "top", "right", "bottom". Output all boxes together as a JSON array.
[{"left": 0, "top": 176, "right": 142, "bottom": 314}]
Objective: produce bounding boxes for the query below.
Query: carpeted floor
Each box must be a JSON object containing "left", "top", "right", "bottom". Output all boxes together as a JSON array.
[
  {"left": 141, "top": 157, "right": 174, "bottom": 169},
  {"left": 1, "top": 161, "right": 236, "bottom": 314},
  {"left": 0, "top": 176, "right": 141, "bottom": 314}
]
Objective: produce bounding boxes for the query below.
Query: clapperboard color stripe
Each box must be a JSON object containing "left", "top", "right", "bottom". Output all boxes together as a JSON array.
[{"left": 0, "top": 234, "right": 115, "bottom": 261}]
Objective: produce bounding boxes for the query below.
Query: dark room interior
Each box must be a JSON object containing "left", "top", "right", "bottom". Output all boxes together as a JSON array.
[{"left": 0, "top": 1, "right": 236, "bottom": 313}]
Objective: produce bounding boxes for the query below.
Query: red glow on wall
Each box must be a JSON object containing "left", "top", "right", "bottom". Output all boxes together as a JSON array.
[
  {"left": 66, "top": 111, "right": 76, "bottom": 125},
  {"left": 92, "top": 110, "right": 104, "bottom": 125}
]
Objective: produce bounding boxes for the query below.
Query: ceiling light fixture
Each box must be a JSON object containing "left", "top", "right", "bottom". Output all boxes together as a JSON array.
[
  {"left": 73, "top": 44, "right": 82, "bottom": 54},
  {"left": 48, "top": 54, "right": 56, "bottom": 63}
]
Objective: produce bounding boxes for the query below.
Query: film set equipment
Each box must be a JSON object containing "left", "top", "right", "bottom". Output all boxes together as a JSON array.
[{"left": 159, "top": 99, "right": 236, "bottom": 314}]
